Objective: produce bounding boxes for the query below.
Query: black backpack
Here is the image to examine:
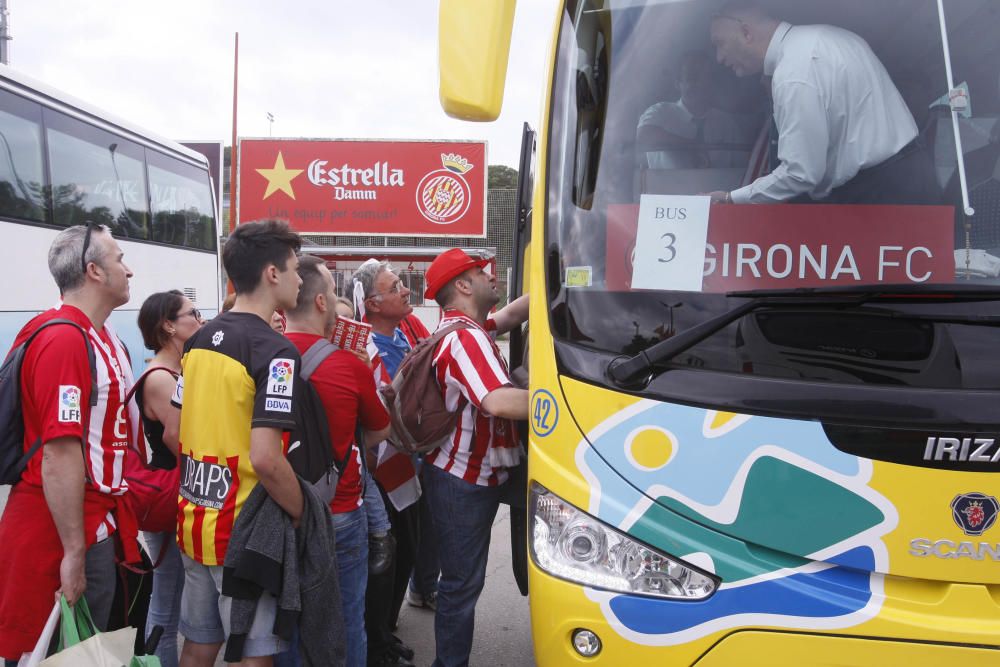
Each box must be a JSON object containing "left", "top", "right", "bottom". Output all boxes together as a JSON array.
[
  {"left": 286, "top": 339, "right": 352, "bottom": 503},
  {"left": 0, "top": 318, "right": 97, "bottom": 485}
]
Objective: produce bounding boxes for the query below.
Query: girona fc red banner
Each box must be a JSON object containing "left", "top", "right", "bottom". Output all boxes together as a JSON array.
[
  {"left": 606, "top": 203, "right": 955, "bottom": 291},
  {"left": 237, "top": 138, "right": 487, "bottom": 236}
]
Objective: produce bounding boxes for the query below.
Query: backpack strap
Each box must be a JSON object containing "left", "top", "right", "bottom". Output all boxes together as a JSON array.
[
  {"left": 300, "top": 338, "right": 340, "bottom": 381},
  {"left": 16, "top": 319, "right": 98, "bottom": 475},
  {"left": 420, "top": 321, "right": 474, "bottom": 356},
  {"left": 125, "top": 366, "right": 179, "bottom": 405},
  {"left": 24, "top": 319, "right": 98, "bottom": 407},
  {"left": 299, "top": 338, "right": 354, "bottom": 475}
]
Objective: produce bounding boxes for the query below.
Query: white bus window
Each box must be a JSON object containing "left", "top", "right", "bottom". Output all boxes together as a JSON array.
[
  {"left": 45, "top": 110, "right": 149, "bottom": 239},
  {"left": 148, "top": 150, "right": 216, "bottom": 251},
  {"left": 0, "top": 90, "right": 44, "bottom": 223}
]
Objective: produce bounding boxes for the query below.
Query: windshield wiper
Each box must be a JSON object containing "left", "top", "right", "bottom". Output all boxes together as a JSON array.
[{"left": 606, "top": 285, "right": 1000, "bottom": 388}]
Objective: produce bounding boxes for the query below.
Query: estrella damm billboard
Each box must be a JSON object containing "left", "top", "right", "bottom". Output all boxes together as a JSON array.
[{"left": 237, "top": 138, "right": 487, "bottom": 237}]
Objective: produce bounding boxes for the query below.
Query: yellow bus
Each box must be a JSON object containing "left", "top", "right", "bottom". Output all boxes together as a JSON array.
[{"left": 440, "top": 0, "right": 1000, "bottom": 664}]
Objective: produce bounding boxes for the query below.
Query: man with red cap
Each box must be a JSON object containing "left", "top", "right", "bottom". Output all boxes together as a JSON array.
[{"left": 420, "top": 248, "right": 528, "bottom": 667}]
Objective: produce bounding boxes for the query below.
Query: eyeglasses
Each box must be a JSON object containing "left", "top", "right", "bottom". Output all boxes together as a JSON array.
[
  {"left": 172, "top": 308, "right": 202, "bottom": 321},
  {"left": 80, "top": 220, "right": 97, "bottom": 274},
  {"left": 366, "top": 280, "right": 405, "bottom": 300}
]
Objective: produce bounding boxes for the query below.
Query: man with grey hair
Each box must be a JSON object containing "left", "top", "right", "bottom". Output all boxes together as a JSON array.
[
  {"left": 0, "top": 223, "right": 140, "bottom": 663},
  {"left": 352, "top": 258, "right": 423, "bottom": 666},
  {"left": 706, "top": 1, "right": 938, "bottom": 205}
]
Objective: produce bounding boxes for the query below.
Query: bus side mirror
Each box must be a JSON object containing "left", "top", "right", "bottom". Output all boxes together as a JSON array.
[{"left": 438, "top": 0, "right": 515, "bottom": 121}]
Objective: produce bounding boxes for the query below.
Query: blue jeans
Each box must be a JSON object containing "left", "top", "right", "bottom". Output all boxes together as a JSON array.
[
  {"left": 423, "top": 464, "right": 502, "bottom": 667},
  {"left": 334, "top": 507, "right": 369, "bottom": 667},
  {"left": 363, "top": 471, "right": 391, "bottom": 534},
  {"left": 275, "top": 507, "right": 369, "bottom": 667},
  {"left": 144, "top": 531, "right": 184, "bottom": 667}
]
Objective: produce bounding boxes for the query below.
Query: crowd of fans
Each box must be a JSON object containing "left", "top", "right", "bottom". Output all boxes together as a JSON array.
[{"left": 0, "top": 219, "right": 529, "bottom": 667}]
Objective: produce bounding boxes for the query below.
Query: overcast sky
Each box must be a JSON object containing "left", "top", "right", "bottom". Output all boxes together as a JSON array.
[{"left": 10, "top": 1, "right": 560, "bottom": 168}]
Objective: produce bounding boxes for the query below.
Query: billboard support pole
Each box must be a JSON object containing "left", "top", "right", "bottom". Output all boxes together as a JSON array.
[{"left": 230, "top": 32, "right": 239, "bottom": 235}]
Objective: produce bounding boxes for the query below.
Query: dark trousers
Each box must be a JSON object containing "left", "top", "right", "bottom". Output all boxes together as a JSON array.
[
  {"left": 410, "top": 464, "right": 440, "bottom": 597},
  {"left": 365, "top": 482, "right": 419, "bottom": 659},
  {"left": 826, "top": 140, "right": 942, "bottom": 206},
  {"left": 83, "top": 537, "right": 117, "bottom": 632},
  {"left": 423, "top": 464, "right": 503, "bottom": 667}
]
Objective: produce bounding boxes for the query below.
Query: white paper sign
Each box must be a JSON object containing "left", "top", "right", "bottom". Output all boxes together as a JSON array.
[{"left": 631, "top": 194, "right": 711, "bottom": 291}]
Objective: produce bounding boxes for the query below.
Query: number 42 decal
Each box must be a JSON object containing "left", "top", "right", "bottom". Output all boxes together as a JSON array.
[{"left": 531, "top": 389, "right": 559, "bottom": 437}]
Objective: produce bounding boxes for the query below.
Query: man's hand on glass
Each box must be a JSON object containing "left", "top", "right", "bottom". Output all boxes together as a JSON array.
[{"left": 706, "top": 191, "right": 732, "bottom": 204}]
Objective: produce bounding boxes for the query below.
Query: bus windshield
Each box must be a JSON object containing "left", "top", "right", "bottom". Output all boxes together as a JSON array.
[{"left": 547, "top": 0, "right": 1000, "bottom": 390}]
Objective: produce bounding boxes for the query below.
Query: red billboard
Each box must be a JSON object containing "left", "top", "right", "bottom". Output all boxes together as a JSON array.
[
  {"left": 237, "top": 139, "right": 487, "bottom": 237},
  {"left": 606, "top": 203, "right": 955, "bottom": 290}
]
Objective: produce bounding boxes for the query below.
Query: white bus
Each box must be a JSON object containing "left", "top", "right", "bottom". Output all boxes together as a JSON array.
[{"left": 0, "top": 63, "right": 221, "bottom": 368}]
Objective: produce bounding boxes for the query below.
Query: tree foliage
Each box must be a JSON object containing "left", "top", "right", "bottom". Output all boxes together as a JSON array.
[{"left": 488, "top": 164, "right": 518, "bottom": 189}]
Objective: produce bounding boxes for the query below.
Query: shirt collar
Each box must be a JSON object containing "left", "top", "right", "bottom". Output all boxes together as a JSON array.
[
  {"left": 372, "top": 327, "right": 409, "bottom": 347},
  {"left": 439, "top": 309, "right": 487, "bottom": 334},
  {"left": 763, "top": 21, "right": 793, "bottom": 77},
  {"left": 53, "top": 302, "right": 97, "bottom": 331}
]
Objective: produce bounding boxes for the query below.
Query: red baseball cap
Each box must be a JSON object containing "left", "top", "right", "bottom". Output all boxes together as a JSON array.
[{"left": 424, "top": 249, "right": 490, "bottom": 300}]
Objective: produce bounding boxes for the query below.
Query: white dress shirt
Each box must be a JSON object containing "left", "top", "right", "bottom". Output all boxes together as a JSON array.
[
  {"left": 638, "top": 99, "right": 749, "bottom": 169},
  {"left": 731, "top": 22, "right": 918, "bottom": 204}
]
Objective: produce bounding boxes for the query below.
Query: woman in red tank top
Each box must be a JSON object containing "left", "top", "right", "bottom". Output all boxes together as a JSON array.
[{"left": 129, "top": 290, "right": 203, "bottom": 667}]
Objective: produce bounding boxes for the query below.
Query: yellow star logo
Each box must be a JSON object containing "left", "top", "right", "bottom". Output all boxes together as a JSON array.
[{"left": 256, "top": 152, "right": 303, "bottom": 200}]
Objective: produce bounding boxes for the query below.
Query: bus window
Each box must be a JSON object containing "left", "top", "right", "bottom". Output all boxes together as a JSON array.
[
  {"left": 329, "top": 269, "right": 348, "bottom": 300},
  {"left": 398, "top": 271, "right": 425, "bottom": 306},
  {"left": 569, "top": 0, "right": 610, "bottom": 209},
  {"left": 147, "top": 149, "right": 216, "bottom": 251},
  {"left": 44, "top": 109, "right": 149, "bottom": 239},
  {"left": 0, "top": 90, "right": 45, "bottom": 223}
]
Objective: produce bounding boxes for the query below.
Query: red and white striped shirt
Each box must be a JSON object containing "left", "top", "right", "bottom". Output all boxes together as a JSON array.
[
  {"left": 13, "top": 304, "right": 138, "bottom": 542},
  {"left": 366, "top": 337, "right": 422, "bottom": 511},
  {"left": 426, "top": 310, "right": 517, "bottom": 487}
]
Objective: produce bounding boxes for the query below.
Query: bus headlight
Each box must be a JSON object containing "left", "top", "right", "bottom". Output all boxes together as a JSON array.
[{"left": 529, "top": 483, "right": 718, "bottom": 600}]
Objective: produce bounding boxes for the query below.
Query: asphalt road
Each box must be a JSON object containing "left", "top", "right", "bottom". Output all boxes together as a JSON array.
[{"left": 394, "top": 504, "right": 536, "bottom": 667}]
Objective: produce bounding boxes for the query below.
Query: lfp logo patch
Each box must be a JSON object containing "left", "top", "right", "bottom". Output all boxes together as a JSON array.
[
  {"left": 951, "top": 492, "right": 999, "bottom": 536},
  {"left": 58, "top": 385, "right": 82, "bottom": 423},
  {"left": 267, "top": 359, "right": 295, "bottom": 397}
]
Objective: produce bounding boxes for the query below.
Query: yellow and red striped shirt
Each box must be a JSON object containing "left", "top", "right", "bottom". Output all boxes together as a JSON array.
[{"left": 171, "top": 311, "right": 300, "bottom": 566}]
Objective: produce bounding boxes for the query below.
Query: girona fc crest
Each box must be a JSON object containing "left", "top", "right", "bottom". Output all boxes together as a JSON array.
[
  {"left": 950, "top": 492, "right": 999, "bottom": 536},
  {"left": 416, "top": 153, "right": 473, "bottom": 225}
]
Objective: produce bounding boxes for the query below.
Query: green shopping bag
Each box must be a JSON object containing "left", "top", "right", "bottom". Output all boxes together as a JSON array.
[{"left": 39, "top": 596, "right": 136, "bottom": 666}]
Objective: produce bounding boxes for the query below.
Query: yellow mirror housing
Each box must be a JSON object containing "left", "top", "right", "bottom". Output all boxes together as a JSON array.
[{"left": 438, "top": 0, "right": 516, "bottom": 121}]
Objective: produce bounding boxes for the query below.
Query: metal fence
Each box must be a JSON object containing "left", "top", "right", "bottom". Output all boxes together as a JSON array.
[
  {"left": 222, "top": 189, "right": 520, "bottom": 301},
  {"left": 301, "top": 188, "right": 519, "bottom": 301}
]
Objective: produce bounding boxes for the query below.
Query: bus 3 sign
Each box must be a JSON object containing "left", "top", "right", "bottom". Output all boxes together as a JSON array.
[
  {"left": 531, "top": 389, "right": 559, "bottom": 438},
  {"left": 632, "top": 195, "right": 711, "bottom": 292}
]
